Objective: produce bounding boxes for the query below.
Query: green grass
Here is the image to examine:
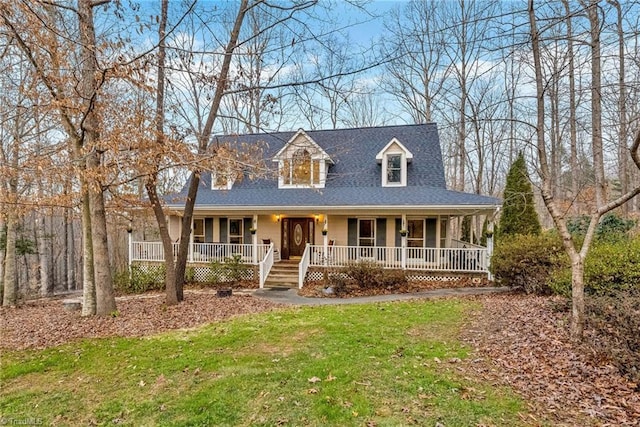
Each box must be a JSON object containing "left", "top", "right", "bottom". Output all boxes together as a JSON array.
[{"left": 1, "top": 299, "right": 527, "bottom": 426}]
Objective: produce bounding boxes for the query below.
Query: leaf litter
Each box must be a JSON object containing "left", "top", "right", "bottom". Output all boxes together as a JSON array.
[
  {"left": 459, "top": 293, "right": 640, "bottom": 426},
  {"left": 0, "top": 290, "right": 281, "bottom": 351}
]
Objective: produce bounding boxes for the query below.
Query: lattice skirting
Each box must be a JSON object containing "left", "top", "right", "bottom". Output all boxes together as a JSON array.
[
  {"left": 132, "top": 261, "right": 255, "bottom": 284},
  {"left": 304, "top": 267, "right": 485, "bottom": 285}
]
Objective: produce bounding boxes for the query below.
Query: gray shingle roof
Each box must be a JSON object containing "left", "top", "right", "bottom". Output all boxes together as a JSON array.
[{"left": 167, "top": 124, "right": 501, "bottom": 209}]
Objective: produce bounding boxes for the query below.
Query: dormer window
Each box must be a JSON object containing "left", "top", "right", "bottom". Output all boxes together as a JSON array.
[
  {"left": 274, "top": 129, "right": 333, "bottom": 189},
  {"left": 376, "top": 138, "right": 413, "bottom": 187},
  {"left": 386, "top": 154, "right": 402, "bottom": 184},
  {"left": 282, "top": 149, "right": 321, "bottom": 186},
  {"left": 211, "top": 168, "right": 235, "bottom": 190}
]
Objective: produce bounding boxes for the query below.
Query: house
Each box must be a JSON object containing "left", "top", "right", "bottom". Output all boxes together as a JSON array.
[{"left": 130, "top": 124, "right": 501, "bottom": 288}]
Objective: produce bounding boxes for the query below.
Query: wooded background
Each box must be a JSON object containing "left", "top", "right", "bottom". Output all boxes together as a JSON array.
[{"left": 1, "top": 0, "right": 639, "bottom": 311}]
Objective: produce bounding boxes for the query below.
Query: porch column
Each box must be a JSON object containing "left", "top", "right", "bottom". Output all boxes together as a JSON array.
[
  {"left": 401, "top": 214, "right": 407, "bottom": 270},
  {"left": 127, "top": 222, "right": 133, "bottom": 272},
  {"left": 486, "top": 218, "right": 495, "bottom": 281},
  {"left": 323, "top": 215, "right": 328, "bottom": 267},
  {"left": 252, "top": 214, "right": 258, "bottom": 264},
  {"left": 189, "top": 218, "right": 194, "bottom": 263}
]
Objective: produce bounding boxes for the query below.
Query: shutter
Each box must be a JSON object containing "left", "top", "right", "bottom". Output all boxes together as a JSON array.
[
  {"left": 243, "top": 218, "right": 252, "bottom": 243},
  {"left": 376, "top": 218, "right": 386, "bottom": 246},
  {"left": 205, "top": 218, "right": 213, "bottom": 243},
  {"left": 219, "top": 218, "right": 227, "bottom": 243},
  {"left": 347, "top": 218, "right": 357, "bottom": 246},
  {"left": 426, "top": 218, "right": 437, "bottom": 248},
  {"left": 376, "top": 218, "right": 387, "bottom": 260},
  {"left": 395, "top": 218, "right": 402, "bottom": 247}
]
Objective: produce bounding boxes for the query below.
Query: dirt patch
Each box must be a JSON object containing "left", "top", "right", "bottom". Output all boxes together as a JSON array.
[
  {"left": 459, "top": 293, "right": 640, "bottom": 426},
  {"left": 0, "top": 290, "right": 282, "bottom": 351}
]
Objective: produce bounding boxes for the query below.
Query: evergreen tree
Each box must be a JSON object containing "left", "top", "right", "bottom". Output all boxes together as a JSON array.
[{"left": 498, "top": 153, "right": 541, "bottom": 237}]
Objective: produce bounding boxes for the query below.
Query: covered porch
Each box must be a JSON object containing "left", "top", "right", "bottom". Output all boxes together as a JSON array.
[{"left": 129, "top": 207, "right": 497, "bottom": 288}]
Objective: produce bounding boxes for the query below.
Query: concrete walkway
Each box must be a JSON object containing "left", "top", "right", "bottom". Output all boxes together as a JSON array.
[{"left": 252, "top": 286, "right": 511, "bottom": 305}]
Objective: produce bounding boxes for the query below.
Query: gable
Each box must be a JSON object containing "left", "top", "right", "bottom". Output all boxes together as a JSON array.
[{"left": 273, "top": 129, "right": 333, "bottom": 163}]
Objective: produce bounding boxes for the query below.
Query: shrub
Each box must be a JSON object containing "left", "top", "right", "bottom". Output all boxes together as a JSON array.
[
  {"left": 567, "top": 213, "right": 636, "bottom": 243},
  {"left": 343, "top": 260, "right": 384, "bottom": 290},
  {"left": 491, "top": 232, "right": 567, "bottom": 295},
  {"left": 115, "top": 264, "right": 165, "bottom": 294},
  {"left": 328, "top": 261, "right": 407, "bottom": 291},
  {"left": 549, "top": 237, "right": 640, "bottom": 297},
  {"left": 208, "top": 254, "right": 251, "bottom": 285},
  {"left": 584, "top": 290, "right": 640, "bottom": 384}
]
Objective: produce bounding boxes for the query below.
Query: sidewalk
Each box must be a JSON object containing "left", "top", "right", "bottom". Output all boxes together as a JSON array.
[{"left": 252, "top": 286, "right": 511, "bottom": 305}]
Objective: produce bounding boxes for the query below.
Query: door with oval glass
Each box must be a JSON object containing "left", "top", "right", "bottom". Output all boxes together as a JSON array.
[{"left": 281, "top": 217, "right": 314, "bottom": 259}]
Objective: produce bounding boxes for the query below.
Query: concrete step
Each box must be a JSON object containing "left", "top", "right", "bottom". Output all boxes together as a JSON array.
[
  {"left": 263, "top": 261, "right": 300, "bottom": 288},
  {"left": 263, "top": 280, "right": 298, "bottom": 288}
]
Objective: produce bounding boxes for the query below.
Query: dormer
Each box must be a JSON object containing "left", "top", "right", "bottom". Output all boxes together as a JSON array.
[
  {"left": 376, "top": 138, "right": 413, "bottom": 187},
  {"left": 273, "top": 129, "right": 333, "bottom": 189},
  {"left": 211, "top": 167, "right": 235, "bottom": 190}
]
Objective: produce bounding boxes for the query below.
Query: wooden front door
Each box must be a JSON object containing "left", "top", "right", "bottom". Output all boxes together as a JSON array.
[{"left": 281, "top": 217, "right": 314, "bottom": 259}]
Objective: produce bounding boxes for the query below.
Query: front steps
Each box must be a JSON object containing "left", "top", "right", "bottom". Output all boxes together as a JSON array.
[{"left": 263, "top": 260, "right": 299, "bottom": 288}]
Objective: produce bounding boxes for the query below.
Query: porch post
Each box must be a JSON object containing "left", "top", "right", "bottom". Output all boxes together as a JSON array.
[
  {"left": 252, "top": 214, "right": 258, "bottom": 264},
  {"left": 189, "top": 218, "right": 194, "bottom": 263},
  {"left": 127, "top": 222, "right": 133, "bottom": 272},
  {"left": 323, "top": 215, "right": 328, "bottom": 267},
  {"left": 401, "top": 214, "right": 407, "bottom": 270},
  {"left": 487, "top": 217, "right": 495, "bottom": 281}
]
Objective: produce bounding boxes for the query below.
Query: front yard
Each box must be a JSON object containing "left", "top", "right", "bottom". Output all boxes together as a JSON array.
[{"left": 1, "top": 292, "right": 638, "bottom": 425}]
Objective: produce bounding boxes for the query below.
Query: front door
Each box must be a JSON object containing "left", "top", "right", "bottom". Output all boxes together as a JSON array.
[{"left": 281, "top": 217, "right": 314, "bottom": 259}]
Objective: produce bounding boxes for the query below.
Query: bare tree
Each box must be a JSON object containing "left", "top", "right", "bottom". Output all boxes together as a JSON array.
[
  {"left": 528, "top": 0, "right": 640, "bottom": 339},
  {"left": 379, "top": 0, "right": 446, "bottom": 124}
]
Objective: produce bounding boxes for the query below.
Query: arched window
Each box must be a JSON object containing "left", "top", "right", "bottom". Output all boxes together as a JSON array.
[{"left": 292, "top": 149, "right": 311, "bottom": 184}]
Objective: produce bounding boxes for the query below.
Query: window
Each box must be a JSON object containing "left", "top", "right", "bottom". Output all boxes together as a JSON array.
[
  {"left": 376, "top": 138, "right": 412, "bottom": 187},
  {"left": 358, "top": 219, "right": 375, "bottom": 247},
  {"left": 280, "top": 149, "right": 322, "bottom": 187},
  {"left": 212, "top": 168, "right": 234, "bottom": 190},
  {"left": 274, "top": 130, "right": 332, "bottom": 189},
  {"left": 193, "top": 218, "right": 205, "bottom": 243},
  {"left": 387, "top": 154, "right": 402, "bottom": 184},
  {"left": 228, "top": 219, "right": 243, "bottom": 244},
  {"left": 407, "top": 219, "right": 424, "bottom": 248},
  {"left": 292, "top": 149, "right": 311, "bottom": 184},
  {"left": 440, "top": 218, "right": 448, "bottom": 248},
  {"left": 279, "top": 150, "right": 325, "bottom": 188}
]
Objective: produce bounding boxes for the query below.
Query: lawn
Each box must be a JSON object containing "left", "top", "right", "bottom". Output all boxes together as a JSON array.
[{"left": 1, "top": 299, "right": 527, "bottom": 426}]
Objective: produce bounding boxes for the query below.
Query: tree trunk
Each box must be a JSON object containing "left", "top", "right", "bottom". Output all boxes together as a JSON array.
[
  {"left": 586, "top": 0, "right": 606, "bottom": 208},
  {"left": 145, "top": 0, "right": 179, "bottom": 305},
  {"left": 3, "top": 212, "right": 18, "bottom": 306},
  {"left": 63, "top": 204, "right": 69, "bottom": 291},
  {"left": 87, "top": 154, "right": 117, "bottom": 315},
  {"left": 81, "top": 190, "right": 96, "bottom": 316},
  {"left": 0, "top": 215, "right": 5, "bottom": 302},
  {"left": 570, "top": 255, "right": 585, "bottom": 338},
  {"left": 172, "top": 0, "right": 249, "bottom": 301},
  {"left": 78, "top": 0, "right": 116, "bottom": 315},
  {"left": 37, "top": 215, "right": 52, "bottom": 296},
  {"left": 610, "top": 0, "right": 629, "bottom": 216},
  {"left": 562, "top": 0, "right": 579, "bottom": 214}
]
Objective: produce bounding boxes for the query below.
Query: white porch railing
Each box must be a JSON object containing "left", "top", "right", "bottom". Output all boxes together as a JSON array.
[
  {"left": 131, "top": 241, "right": 270, "bottom": 264},
  {"left": 308, "top": 244, "right": 488, "bottom": 273},
  {"left": 259, "top": 243, "right": 275, "bottom": 288},
  {"left": 298, "top": 244, "right": 311, "bottom": 288}
]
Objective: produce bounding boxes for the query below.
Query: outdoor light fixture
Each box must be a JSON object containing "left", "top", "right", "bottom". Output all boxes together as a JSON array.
[
  {"left": 315, "top": 214, "right": 320, "bottom": 223},
  {"left": 276, "top": 214, "right": 281, "bottom": 222}
]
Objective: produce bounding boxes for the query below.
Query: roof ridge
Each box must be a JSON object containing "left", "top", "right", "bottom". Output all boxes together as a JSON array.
[{"left": 215, "top": 123, "right": 436, "bottom": 139}]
